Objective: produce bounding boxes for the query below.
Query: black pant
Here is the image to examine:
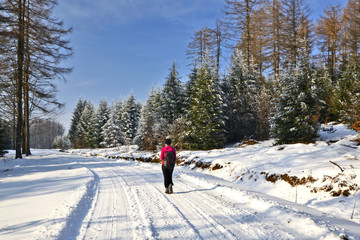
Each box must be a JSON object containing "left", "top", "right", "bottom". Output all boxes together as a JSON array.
[{"left": 162, "top": 164, "right": 174, "bottom": 188}]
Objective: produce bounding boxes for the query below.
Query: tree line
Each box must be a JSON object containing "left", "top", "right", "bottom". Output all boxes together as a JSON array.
[
  {"left": 0, "top": 0, "right": 72, "bottom": 158},
  {"left": 146, "top": 0, "right": 359, "bottom": 149},
  {"left": 140, "top": 0, "right": 360, "bottom": 149},
  {"left": 56, "top": 94, "right": 141, "bottom": 150},
  {"left": 2, "top": 0, "right": 360, "bottom": 155},
  {"left": 61, "top": 0, "right": 359, "bottom": 151},
  {"left": 184, "top": 0, "right": 360, "bottom": 147}
]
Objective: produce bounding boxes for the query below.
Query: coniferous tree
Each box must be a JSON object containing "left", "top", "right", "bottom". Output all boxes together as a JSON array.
[
  {"left": 222, "top": 55, "right": 244, "bottom": 142},
  {"left": 271, "top": 42, "right": 318, "bottom": 144},
  {"left": 254, "top": 85, "right": 272, "bottom": 140},
  {"left": 147, "top": 87, "right": 168, "bottom": 148},
  {"left": 52, "top": 135, "right": 70, "bottom": 150},
  {"left": 169, "top": 117, "right": 188, "bottom": 150},
  {"left": 114, "top": 99, "right": 124, "bottom": 124},
  {"left": 161, "top": 62, "right": 190, "bottom": 149},
  {"left": 224, "top": 50, "right": 262, "bottom": 142},
  {"left": 134, "top": 89, "right": 157, "bottom": 149},
  {"left": 94, "top": 99, "right": 110, "bottom": 147},
  {"left": 119, "top": 93, "right": 140, "bottom": 145},
  {"left": 311, "top": 64, "right": 334, "bottom": 122},
  {"left": 78, "top": 102, "right": 95, "bottom": 148},
  {"left": 334, "top": 57, "right": 360, "bottom": 124},
  {"left": 161, "top": 62, "right": 184, "bottom": 124},
  {"left": 86, "top": 112, "right": 97, "bottom": 148},
  {"left": 186, "top": 54, "right": 226, "bottom": 150},
  {"left": 101, "top": 109, "right": 125, "bottom": 148},
  {"left": 183, "top": 66, "right": 198, "bottom": 116},
  {"left": 68, "top": 98, "right": 87, "bottom": 147}
]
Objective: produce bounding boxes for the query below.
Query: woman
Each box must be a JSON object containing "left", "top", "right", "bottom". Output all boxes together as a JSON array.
[{"left": 160, "top": 138, "right": 176, "bottom": 194}]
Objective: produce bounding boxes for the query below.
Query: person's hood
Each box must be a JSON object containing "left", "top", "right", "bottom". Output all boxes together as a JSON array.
[{"left": 163, "top": 145, "right": 174, "bottom": 151}]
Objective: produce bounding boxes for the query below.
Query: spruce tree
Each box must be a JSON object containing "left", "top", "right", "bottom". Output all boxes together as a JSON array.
[
  {"left": 334, "top": 57, "right": 360, "bottom": 124},
  {"left": 52, "top": 135, "right": 70, "bottom": 150},
  {"left": 78, "top": 102, "right": 96, "bottom": 148},
  {"left": 68, "top": 98, "right": 87, "bottom": 147},
  {"left": 134, "top": 90, "right": 157, "bottom": 149},
  {"left": 187, "top": 54, "right": 226, "bottom": 150},
  {"left": 183, "top": 66, "right": 198, "bottom": 117},
  {"left": 121, "top": 93, "right": 140, "bottom": 145},
  {"left": 94, "top": 99, "right": 110, "bottom": 147},
  {"left": 150, "top": 88, "right": 168, "bottom": 148},
  {"left": 311, "top": 65, "right": 333, "bottom": 122},
  {"left": 223, "top": 50, "right": 262, "bottom": 142},
  {"left": 101, "top": 109, "right": 125, "bottom": 148},
  {"left": 271, "top": 44, "right": 318, "bottom": 144},
  {"left": 161, "top": 62, "right": 184, "bottom": 124}
]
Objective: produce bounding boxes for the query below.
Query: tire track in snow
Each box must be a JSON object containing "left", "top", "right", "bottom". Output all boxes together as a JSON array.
[
  {"left": 173, "top": 178, "right": 295, "bottom": 240},
  {"left": 139, "top": 166, "right": 320, "bottom": 240},
  {"left": 136, "top": 166, "right": 248, "bottom": 239},
  {"left": 176, "top": 171, "right": 345, "bottom": 239},
  {"left": 64, "top": 156, "right": 354, "bottom": 240},
  {"left": 80, "top": 164, "right": 132, "bottom": 240},
  {"left": 127, "top": 164, "right": 275, "bottom": 239},
  {"left": 57, "top": 164, "right": 100, "bottom": 240},
  {"left": 111, "top": 163, "right": 201, "bottom": 239},
  {"left": 110, "top": 167, "right": 156, "bottom": 240}
]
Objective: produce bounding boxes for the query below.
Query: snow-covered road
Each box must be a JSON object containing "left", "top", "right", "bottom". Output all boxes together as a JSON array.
[
  {"left": 1, "top": 150, "right": 359, "bottom": 240},
  {"left": 59, "top": 155, "right": 359, "bottom": 240}
]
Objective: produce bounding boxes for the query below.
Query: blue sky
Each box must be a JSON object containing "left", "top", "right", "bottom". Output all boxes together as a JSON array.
[{"left": 55, "top": 0, "right": 346, "bottom": 131}]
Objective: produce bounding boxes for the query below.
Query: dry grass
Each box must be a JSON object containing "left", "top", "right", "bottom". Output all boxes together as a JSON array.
[{"left": 261, "top": 172, "right": 317, "bottom": 187}]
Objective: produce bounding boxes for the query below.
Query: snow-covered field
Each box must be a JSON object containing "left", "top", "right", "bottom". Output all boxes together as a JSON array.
[{"left": 1, "top": 124, "right": 359, "bottom": 239}]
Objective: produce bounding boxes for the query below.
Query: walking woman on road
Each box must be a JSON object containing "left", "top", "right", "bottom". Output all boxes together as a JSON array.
[{"left": 160, "top": 138, "right": 176, "bottom": 194}]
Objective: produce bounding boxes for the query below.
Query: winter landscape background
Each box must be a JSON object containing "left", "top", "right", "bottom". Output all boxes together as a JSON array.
[
  {"left": 1, "top": 124, "right": 359, "bottom": 239},
  {"left": 1, "top": 0, "right": 360, "bottom": 239}
]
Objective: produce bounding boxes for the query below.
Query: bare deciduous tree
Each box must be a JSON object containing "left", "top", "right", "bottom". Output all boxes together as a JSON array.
[{"left": 316, "top": 5, "right": 343, "bottom": 80}]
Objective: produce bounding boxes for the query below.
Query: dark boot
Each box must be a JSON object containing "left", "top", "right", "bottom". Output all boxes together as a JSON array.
[{"left": 169, "top": 183, "right": 173, "bottom": 194}]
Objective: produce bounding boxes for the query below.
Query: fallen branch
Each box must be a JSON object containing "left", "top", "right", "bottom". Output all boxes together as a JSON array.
[{"left": 329, "top": 161, "right": 344, "bottom": 172}]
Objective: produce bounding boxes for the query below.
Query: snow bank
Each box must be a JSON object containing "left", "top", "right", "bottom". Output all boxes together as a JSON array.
[{"left": 177, "top": 124, "right": 360, "bottom": 224}]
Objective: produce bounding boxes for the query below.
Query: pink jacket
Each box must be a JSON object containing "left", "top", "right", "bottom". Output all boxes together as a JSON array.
[{"left": 160, "top": 145, "right": 176, "bottom": 165}]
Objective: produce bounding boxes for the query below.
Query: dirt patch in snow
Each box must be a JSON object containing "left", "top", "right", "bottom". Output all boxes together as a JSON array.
[
  {"left": 261, "top": 172, "right": 318, "bottom": 187},
  {"left": 183, "top": 159, "right": 224, "bottom": 171},
  {"left": 259, "top": 171, "right": 359, "bottom": 197}
]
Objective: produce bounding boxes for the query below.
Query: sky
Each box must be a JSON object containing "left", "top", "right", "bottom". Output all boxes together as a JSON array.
[{"left": 54, "top": 0, "right": 346, "bottom": 132}]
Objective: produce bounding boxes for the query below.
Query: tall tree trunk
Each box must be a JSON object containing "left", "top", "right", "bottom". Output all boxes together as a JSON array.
[
  {"left": 215, "top": 20, "right": 221, "bottom": 77},
  {"left": 290, "top": 1, "right": 297, "bottom": 66},
  {"left": 246, "top": 0, "right": 251, "bottom": 66},
  {"left": 272, "top": 0, "right": 281, "bottom": 81},
  {"left": 23, "top": 0, "right": 31, "bottom": 156},
  {"left": 15, "top": 0, "right": 25, "bottom": 159},
  {"left": 12, "top": 99, "right": 16, "bottom": 150}
]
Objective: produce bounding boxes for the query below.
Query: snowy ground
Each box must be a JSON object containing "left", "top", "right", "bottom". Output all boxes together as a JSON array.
[{"left": 0, "top": 124, "right": 359, "bottom": 239}]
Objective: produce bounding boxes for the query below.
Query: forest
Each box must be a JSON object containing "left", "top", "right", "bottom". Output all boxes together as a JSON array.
[
  {"left": 1, "top": 0, "right": 360, "bottom": 156},
  {"left": 0, "top": 0, "right": 72, "bottom": 157}
]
